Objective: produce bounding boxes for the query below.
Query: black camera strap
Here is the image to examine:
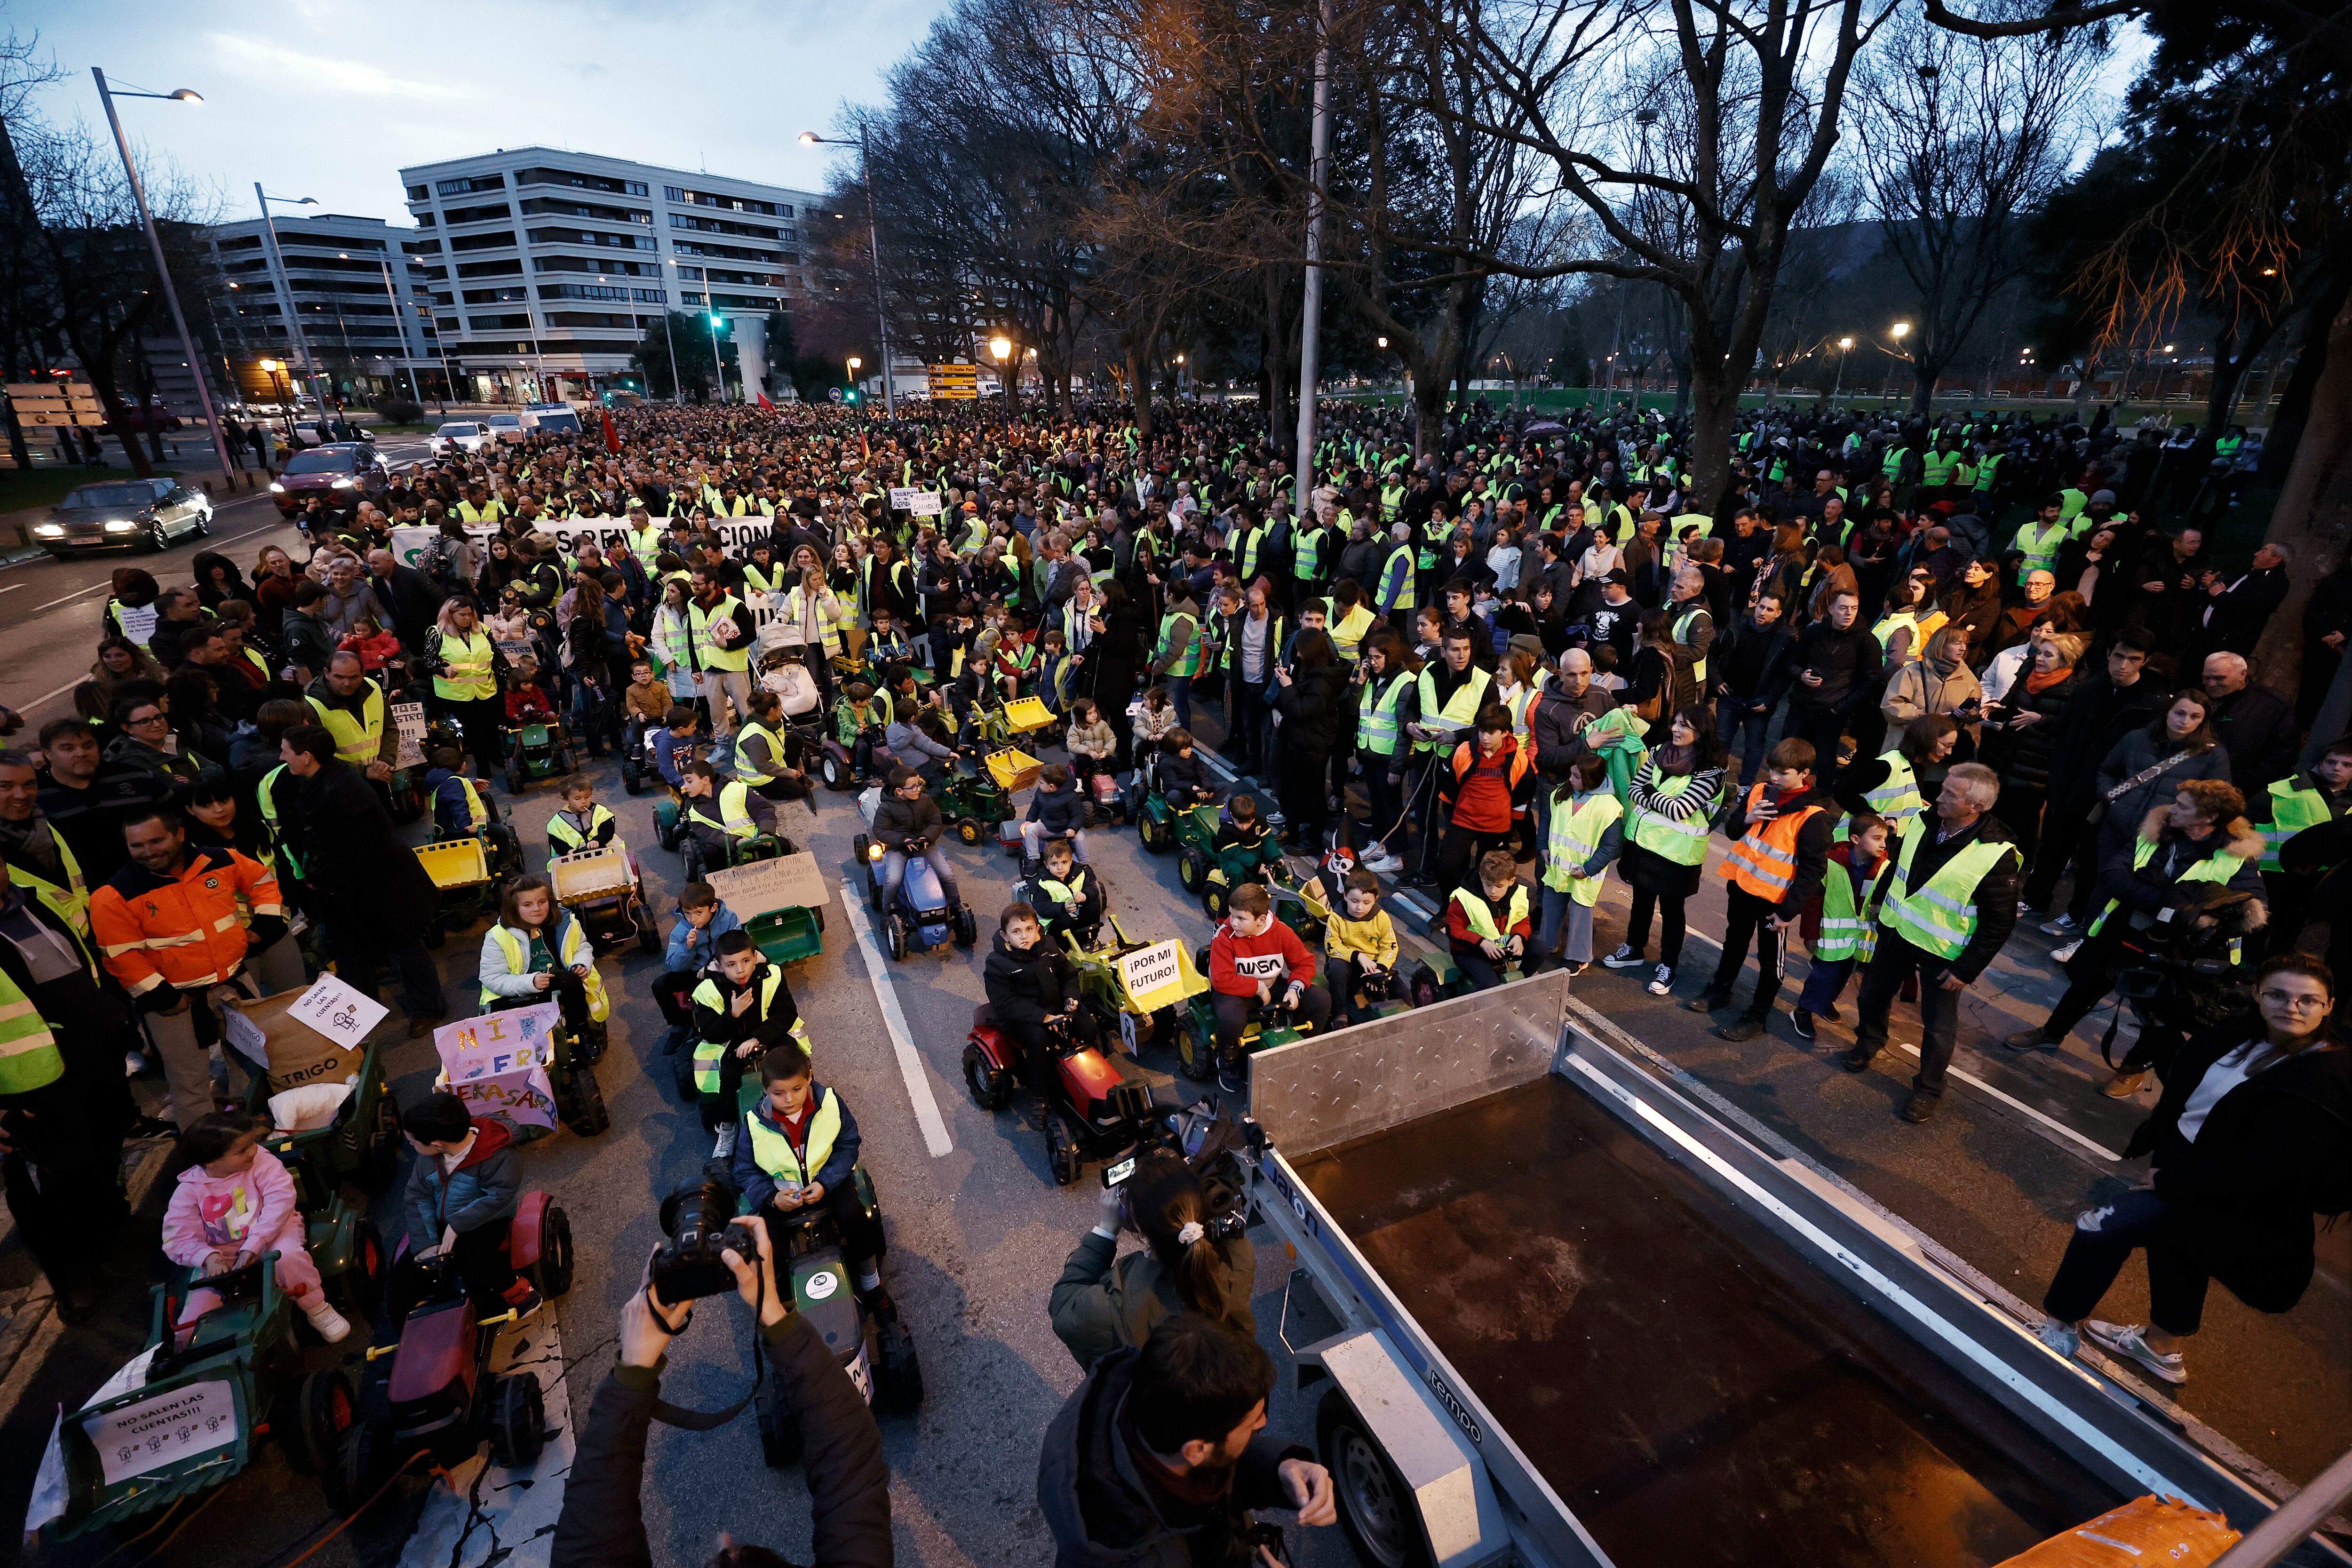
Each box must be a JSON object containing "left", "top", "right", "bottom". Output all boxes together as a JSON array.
[{"left": 644, "top": 1270, "right": 769, "bottom": 1431}]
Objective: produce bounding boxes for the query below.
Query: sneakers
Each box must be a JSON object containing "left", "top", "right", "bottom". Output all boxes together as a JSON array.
[
  {"left": 712, "top": 1121, "right": 739, "bottom": 1160},
  {"left": 1645, "top": 964, "right": 1674, "bottom": 996},
  {"left": 2034, "top": 1317, "right": 2081, "bottom": 1359},
  {"left": 2083, "top": 1320, "right": 2186, "bottom": 1384},
  {"left": 1216, "top": 1059, "right": 1247, "bottom": 1097},
  {"left": 1791, "top": 1009, "right": 1816, "bottom": 1040},
  {"left": 2039, "top": 913, "right": 2080, "bottom": 938},
  {"left": 1680, "top": 990, "right": 1730, "bottom": 1014},
  {"left": 300, "top": 1296, "right": 352, "bottom": 1344},
  {"left": 1599, "top": 944, "right": 1645, "bottom": 971},
  {"left": 2003, "top": 1027, "right": 2061, "bottom": 1053},
  {"left": 1360, "top": 843, "right": 1402, "bottom": 875},
  {"left": 1715, "top": 1016, "right": 1766, "bottom": 1043},
  {"left": 2051, "top": 939, "right": 2083, "bottom": 964}
]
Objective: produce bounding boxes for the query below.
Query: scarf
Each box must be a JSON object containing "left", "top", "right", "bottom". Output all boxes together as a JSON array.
[
  {"left": 2024, "top": 667, "right": 2069, "bottom": 695},
  {"left": 1655, "top": 740, "right": 1699, "bottom": 777},
  {"left": 0, "top": 809, "right": 61, "bottom": 881},
  {"left": 1926, "top": 649, "right": 1963, "bottom": 682}
]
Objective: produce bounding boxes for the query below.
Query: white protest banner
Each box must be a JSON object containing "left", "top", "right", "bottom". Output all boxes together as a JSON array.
[
  {"left": 887, "top": 488, "right": 942, "bottom": 516},
  {"left": 434, "top": 1006, "right": 559, "bottom": 1137},
  {"left": 705, "top": 851, "right": 830, "bottom": 920},
  {"left": 221, "top": 1003, "right": 269, "bottom": 1074},
  {"left": 83, "top": 1380, "right": 239, "bottom": 1486},
  {"left": 391, "top": 701, "right": 428, "bottom": 768},
  {"left": 390, "top": 523, "right": 499, "bottom": 570},
  {"left": 287, "top": 972, "right": 389, "bottom": 1048},
  {"left": 1117, "top": 939, "right": 1191, "bottom": 1013}
]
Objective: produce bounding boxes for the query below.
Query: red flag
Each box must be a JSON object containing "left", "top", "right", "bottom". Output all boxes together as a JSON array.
[
  {"left": 757, "top": 391, "right": 774, "bottom": 409},
  {"left": 601, "top": 408, "right": 620, "bottom": 454}
]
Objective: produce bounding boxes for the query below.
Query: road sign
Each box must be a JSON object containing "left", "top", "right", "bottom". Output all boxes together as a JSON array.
[
  {"left": 8, "top": 382, "right": 102, "bottom": 428},
  {"left": 827, "top": 386, "right": 845, "bottom": 404},
  {"left": 928, "top": 362, "right": 979, "bottom": 401}
]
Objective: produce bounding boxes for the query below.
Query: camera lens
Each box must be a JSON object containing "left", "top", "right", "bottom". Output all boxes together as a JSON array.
[{"left": 652, "top": 1179, "right": 746, "bottom": 1302}]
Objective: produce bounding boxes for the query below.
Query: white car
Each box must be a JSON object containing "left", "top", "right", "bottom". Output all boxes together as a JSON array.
[
  {"left": 430, "top": 420, "right": 496, "bottom": 457},
  {"left": 486, "top": 414, "right": 525, "bottom": 445}
]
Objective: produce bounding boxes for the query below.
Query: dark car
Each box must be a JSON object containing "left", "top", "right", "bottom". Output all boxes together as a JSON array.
[
  {"left": 100, "top": 402, "right": 183, "bottom": 437},
  {"left": 31, "top": 478, "right": 213, "bottom": 557},
  {"left": 270, "top": 444, "right": 387, "bottom": 518}
]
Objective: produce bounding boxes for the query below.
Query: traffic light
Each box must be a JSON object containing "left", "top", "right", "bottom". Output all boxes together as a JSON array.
[
  {"left": 844, "top": 387, "right": 859, "bottom": 404},
  {"left": 710, "top": 314, "right": 723, "bottom": 329}
]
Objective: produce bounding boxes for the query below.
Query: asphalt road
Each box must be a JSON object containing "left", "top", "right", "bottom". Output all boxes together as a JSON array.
[{"left": 0, "top": 651, "right": 2342, "bottom": 1566}]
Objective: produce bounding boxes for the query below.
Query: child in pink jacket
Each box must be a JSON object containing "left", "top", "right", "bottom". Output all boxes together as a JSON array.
[{"left": 163, "top": 1111, "right": 350, "bottom": 1343}]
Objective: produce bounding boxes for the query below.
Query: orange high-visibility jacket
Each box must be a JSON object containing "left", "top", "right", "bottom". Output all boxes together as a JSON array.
[{"left": 89, "top": 848, "right": 281, "bottom": 997}]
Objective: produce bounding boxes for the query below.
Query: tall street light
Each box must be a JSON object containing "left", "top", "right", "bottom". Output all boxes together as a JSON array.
[
  {"left": 254, "top": 187, "right": 323, "bottom": 409},
  {"left": 707, "top": 312, "right": 727, "bottom": 404},
  {"left": 1832, "top": 335, "right": 1853, "bottom": 403},
  {"left": 376, "top": 255, "right": 423, "bottom": 405},
  {"left": 91, "top": 70, "right": 238, "bottom": 484},
  {"left": 1888, "top": 320, "right": 1911, "bottom": 401},
  {"left": 990, "top": 335, "right": 1013, "bottom": 430},
  {"left": 801, "top": 127, "right": 896, "bottom": 418}
]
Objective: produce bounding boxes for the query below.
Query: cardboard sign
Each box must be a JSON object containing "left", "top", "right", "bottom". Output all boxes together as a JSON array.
[
  {"left": 391, "top": 701, "right": 427, "bottom": 769},
  {"left": 287, "top": 973, "right": 389, "bottom": 1049},
  {"left": 83, "top": 1380, "right": 239, "bottom": 1486},
  {"left": 222, "top": 986, "right": 370, "bottom": 1093},
  {"left": 221, "top": 1004, "right": 268, "bottom": 1071},
  {"left": 887, "top": 487, "right": 942, "bottom": 516},
  {"left": 434, "top": 1006, "right": 559, "bottom": 1137},
  {"left": 1117, "top": 939, "right": 1189, "bottom": 1012},
  {"left": 705, "top": 851, "right": 828, "bottom": 919}
]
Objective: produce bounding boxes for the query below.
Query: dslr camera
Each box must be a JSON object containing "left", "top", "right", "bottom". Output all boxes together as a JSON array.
[{"left": 653, "top": 1179, "right": 765, "bottom": 1302}]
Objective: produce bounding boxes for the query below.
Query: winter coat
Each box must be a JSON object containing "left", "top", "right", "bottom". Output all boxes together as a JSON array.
[
  {"left": 2091, "top": 730, "right": 2231, "bottom": 842},
  {"left": 2090, "top": 810, "right": 2268, "bottom": 931},
  {"left": 1027, "top": 786, "right": 1089, "bottom": 836},
  {"left": 1268, "top": 662, "right": 1345, "bottom": 756},
  {"left": 1037, "top": 1342, "right": 1312, "bottom": 1568},
  {"left": 2208, "top": 684, "right": 2298, "bottom": 797},
  {"left": 983, "top": 929, "right": 1079, "bottom": 1031},
  {"left": 1787, "top": 619, "right": 1883, "bottom": 716},
  {"left": 872, "top": 791, "right": 945, "bottom": 849},
  {"left": 663, "top": 905, "right": 741, "bottom": 973},
  {"left": 294, "top": 758, "right": 440, "bottom": 947},
  {"left": 1049, "top": 1229, "right": 1258, "bottom": 1371},
  {"left": 401, "top": 1117, "right": 520, "bottom": 1251},
  {"left": 1620, "top": 756, "right": 1726, "bottom": 899},
  {"left": 2046, "top": 673, "right": 2172, "bottom": 809},
  {"left": 730, "top": 1081, "right": 861, "bottom": 1215},
  {"left": 1879, "top": 658, "right": 1984, "bottom": 741},
  {"left": 162, "top": 1146, "right": 303, "bottom": 1267},
  {"left": 1985, "top": 669, "right": 2079, "bottom": 792}
]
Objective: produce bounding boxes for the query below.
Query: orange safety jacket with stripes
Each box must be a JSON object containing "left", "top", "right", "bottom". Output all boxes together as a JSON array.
[
  {"left": 89, "top": 848, "right": 282, "bottom": 998},
  {"left": 1720, "top": 782, "right": 1830, "bottom": 906}
]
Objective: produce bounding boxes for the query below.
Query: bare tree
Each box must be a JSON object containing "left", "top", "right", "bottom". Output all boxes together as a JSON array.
[{"left": 1858, "top": 5, "right": 2102, "bottom": 412}]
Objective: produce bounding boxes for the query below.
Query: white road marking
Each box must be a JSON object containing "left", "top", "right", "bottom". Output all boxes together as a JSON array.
[
  {"left": 841, "top": 888, "right": 955, "bottom": 1157},
  {"left": 0, "top": 584, "right": 20, "bottom": 594},
  {"left": 397, "top": 1301, "right": 577, "bottom": 1568},
  {"left": 17, "top": 674, "right": 91, "bottom": 714},
  {"left": 27, "top": 581, "right": 110, "bottom": 613},
  {"left": 1886, "top": 1041, "right": 2122, "bottom": 1161}
]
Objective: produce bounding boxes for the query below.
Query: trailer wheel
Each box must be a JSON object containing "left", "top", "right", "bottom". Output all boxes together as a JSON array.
[{"left": 1317, "top": 1388, "right": 1433, "bottom": 1568}]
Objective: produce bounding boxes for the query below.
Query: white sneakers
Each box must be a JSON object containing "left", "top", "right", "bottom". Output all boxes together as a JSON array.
[
  {"left": 2033, "top": 1317, "right": 2080, "bottom": 1359},
  {"left": 302, "top": 1296, "right": 352, "bottom": 1344},
  {"left": 1360, "top": 842, "right": 1402, "bottom": 875},
  {"left": 2052, "top": 939, "right": 2083, "bottom": 964},
  {"left": 1599, "top": 944, "right": 1646, "bottom": 971},
  {"left": 1646, "top": 964, "right": 1674, "bottom": 996},
  {"left": 2084, "top": 1320, "right": 2187, "bottom": 1384},
  {"left": 713, "top": 1122, "right": 739, "bottom": 1160}
]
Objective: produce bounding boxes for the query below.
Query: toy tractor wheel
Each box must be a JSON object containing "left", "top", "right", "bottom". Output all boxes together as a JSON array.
[
  {"left": 1044, "top": 1112, "right": 1083, "bottom": 1187},
  {"left": 962, "top": 1042, "right": 1011, "bottom": 1110},
  {"left": 359, "top": 1091, "right": 401, "bottom": 1193},
  {"left": 1202, "top": 880, "right": 1230, "bottom": 920},
  {"left": 558, "top": 1063, "right": 611, "bottom": 1137},
  {"left": 953, "top": 905, "right": 977, "bottom": 948},
  {"left": 955, "top": 816, "right": 982, "bottom": 845},
  {"left": 331, "top": 1218, "right": 388, "bottom": 1324},
  {"left": 634, "top": 905, "right": 661, "bottom": 954},
  {"left": 1178, "top": 849, "right": 1204, "bottom": 892},
  {"left": 755, "top": 1370, "right": 802, "bottom": 1467},
  {"left": 1176, "top": 1008, "right": 1216, "bottom": 1083},
  {"left": 876, "top": 1320, "right": 924, "bottom": 1411},
  {"left": 885, "top": 914, "right": 908, "bottom": 962},
  {"left": 281, "top": 1367, "right": 355, "bottom": 1476},
  {"left": 504, "top": 758, "right": 525, "bottom": 796},
  {"left": 621, "top": 756, "right": 645, "bottom": 796},
  {"left": 325, "top": 1418, "right": 390, "bottom": 1517},
  {"left": 821, "top": 753, "right": 849, "bottom": 792},
  {"left": 532, "top": 1203, "right": 576, "bottom": 1297},
  {"left": 487, "top": 1372, "right": 547, "bottom": 1470},
  {"left": 852, "top": 835, "right": 878, "bottom": 909}
]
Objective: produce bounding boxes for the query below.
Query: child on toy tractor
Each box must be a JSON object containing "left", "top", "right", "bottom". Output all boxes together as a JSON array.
[
  {"left": 872, "top": 766, "right": 968, "bottom": 927},
  {"left": 163, "top": 1111, "right": 351, "bottom": 1345},
  {"left": 545, "top": 773, "right": 626, "bottom": 870},
  {"left": 1158, "top": 730, "right": 1223, "bottom": 811},
  {"left": 1325, "top": 868, "right": 1407, "bottom": 1025},
  {"left": 676, "top": 759, "right": 788, "bottom": 882},
  {"left": 400, "top": 1091, "right": 542, "bottom": 1319},
  {"left": 1016, "top": 837, "right": 1106, "bottom": 950},
  {"left": 692, "top": 931, "right": 809, "bottom": 1163},
  {"left": 730, "top": 1042, "right": 896, "bottom": 1321},
  {"left": 1206, "top": 883, "right": 1330, "bottom": 1094},
  {"left": 478, "top": 874, "right": 610, "bottom": 1041},
  {"left": 983, "top": 901, "right": 1103, "bottom": 1095},
  {"left": 1213, "top": 794, "right": 1282, "bottom": 884},
  {"left": 1446, "top": 849, "right": 1534, "bottom": 993},
  {"left": 883, "top": 684, "right": 961, "bottom": 789},
  {"left": 832, "top": 682, "right": 890, "bottom": 785},
  {"left": 733, "top": 690, "right": 816, "bottom": 804},
  {"left": 1021, "top": 763, "right": 1090, "bottom": 866}
]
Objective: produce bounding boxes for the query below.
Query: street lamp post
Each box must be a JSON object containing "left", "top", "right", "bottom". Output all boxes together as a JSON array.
[
  {"left": 1833, "top": 335, "right": 1853, "bottom": 403},
  {"left": 254, "top": 185, "right": 323, "bottom": 410},
  {"left": 91, "top": 69, "right": 238, "bottom": 484},
  {"left": 707, "top": 312, "right": 727, "bottom": 404},
  {"left": 658, "top": 261, "right": 684, "bottom": 404},
  {"left": 1888, "top": 320, "right": 1911, "bottom": 402},
  {"left": 801, "top": 127, "right": 896, "bottom": 418},
  {"left": 256, "top": 359, "right": 294, "bottom": 443},
  {"left": 847, "top": 356, "right": 862, "bottom": 406},
  {"left": 377, "top": 256, "right": 424, "bottom": 406},
  {"left": 991, "top": 335, "right": 1013, "bottom": 429}
]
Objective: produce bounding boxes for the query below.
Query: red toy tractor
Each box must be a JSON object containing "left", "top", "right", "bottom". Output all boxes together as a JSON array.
[{"left": 962, "top": 1003, "right": 1162, "bottom": 1186}]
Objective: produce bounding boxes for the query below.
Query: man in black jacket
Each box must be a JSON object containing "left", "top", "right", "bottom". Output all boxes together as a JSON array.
[
  {"left": 2201, "top": 653, "right": 2298, "bottom": 797},
  {"left": 2032, "top": 954, "right": 2350, "bottom": 1386},
  {"left": 365, "top": 547, "right": 444, "bottom": 653},
  {"left": 1038, "top": 1313, "right": 1336, "bottom": 1568},
  {"left": 280, "top": 725, "right": 446, "bottom": 1031},
  {"left": 1843, "top": 764, "right": 2022, "bottom": 1123},
  {"left": 1709, "top": 593, "right": 1796, "bottom": 789},
  {"left": 1782, "top": 589, "right": 1881, "bottom": 790},
  {"left": 550, "top": 1216, "right": 893, "bottom": 1568},
  {"left": 2029, "top": 633, "right": 2170, "bottom": 926},
  {"left": 2192, "top": 541, "right": 2289, "bottom": 662}
]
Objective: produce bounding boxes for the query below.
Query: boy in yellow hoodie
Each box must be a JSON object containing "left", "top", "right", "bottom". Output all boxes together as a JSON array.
[{"left": 1323, "top": 868, "right": 1405, "bottom": 1025}]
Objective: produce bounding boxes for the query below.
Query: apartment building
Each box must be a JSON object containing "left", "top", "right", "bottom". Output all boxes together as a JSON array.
[{"left": 202, "top": 211, "right": 444, "bottom": 403}]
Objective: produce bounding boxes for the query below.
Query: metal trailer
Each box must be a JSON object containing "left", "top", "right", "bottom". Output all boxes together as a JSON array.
[{"left": 1244, "top": 970, "right": 2347, "bottom": 1568}]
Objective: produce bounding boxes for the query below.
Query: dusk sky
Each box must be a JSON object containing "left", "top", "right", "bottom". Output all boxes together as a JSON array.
[{"left": 17, "top": 0, "right": 954, "bottom": 223}]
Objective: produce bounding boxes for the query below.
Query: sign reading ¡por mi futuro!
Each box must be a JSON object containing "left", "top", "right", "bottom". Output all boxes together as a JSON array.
[{"left": 1117, "top": 939, "right": 1188, "bottom": 1012}]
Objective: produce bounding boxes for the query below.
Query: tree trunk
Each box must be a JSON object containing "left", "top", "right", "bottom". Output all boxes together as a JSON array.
[
  {"left": 1909, "top": 357, "right": 1937, "bottom": 416},
  {"left": 1125, "top": 337, "right": 1153, "bottom": 444},
  {"left": 1685, "top": 361, "right": 1745, "bottom": 515},
  {"left": 1413, "top": 369, "right": 1447, "bottom": 462},
  {"left": 2260, "top": 271, "right": 2352, "bottom": 485},
  {"left": 2251, "top": 286, "right": 2352, "bottom": 704}
]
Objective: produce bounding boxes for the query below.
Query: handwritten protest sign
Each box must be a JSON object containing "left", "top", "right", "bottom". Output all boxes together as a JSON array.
[
  {"left": 391, "top": 701, "right": 428, "bottom": 769},
  {"left": 83, "top": 1380, "right": 238, "bottom": 1486},
  {"left": 288, "top": 973, "right": 389, "bottom": 1049},
  {"left": 1117, "top": 939, "right": 1191, "bottom": 1013},
  {"left": 887, "top": 488, "right": 942, "bottom": 516},
  {"left": 705, "top": 851, "right": 829, "bottom": 919},
  {"left": 434, "top": 1006, "right": 559, "bottom": 1136}
]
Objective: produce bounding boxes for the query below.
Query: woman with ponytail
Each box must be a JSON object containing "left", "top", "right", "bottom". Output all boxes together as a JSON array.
[{"left": 1048, "top": 1154, "right": 1256, "bottom": 1369}]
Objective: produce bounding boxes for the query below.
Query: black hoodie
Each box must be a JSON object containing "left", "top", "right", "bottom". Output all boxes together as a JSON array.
[{"left": 984, "top": 927, "right": 1079, "bottom": 1031}]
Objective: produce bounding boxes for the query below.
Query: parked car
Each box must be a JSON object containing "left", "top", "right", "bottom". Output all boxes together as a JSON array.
[
  {"left": 485, "top": 413, "right": 524, "bottom": 445},
  {"left": 430, "top": 420, "right": 496, "bottom": 457},
  {"left": 101, "top": 403, "right": 184, "bottom": 437},
  {"left": 32, "top": 478, "right": 212, "bottom": 556},
  {"left": 270, "top": 445, "right": 387, "bottom": 519},
  {"left": 519, "top": 402, "right": 580, "bottom": 435}
]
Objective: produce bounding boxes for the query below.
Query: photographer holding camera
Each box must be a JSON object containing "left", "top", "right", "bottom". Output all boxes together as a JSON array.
[
  {"left": 2005, "top": 780, "right": 2266, "bottom": 1098},
  {"left": 1039, "top": 1313, "right": 1336, "bottom": 1568},
  {"left": 1051, "top": 1154, "right": 1256, "bottom": 1370},
  {"left": 551, "top": 1213, "right": 892, "bottom": 1568}
]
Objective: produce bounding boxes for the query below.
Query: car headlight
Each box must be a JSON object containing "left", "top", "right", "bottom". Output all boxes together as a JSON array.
[
  {"left": 331, "top": 478, "right": 356, "bottom": 489},
  {"left": 269, "top": 482, "right": 286, "bottom": 493},
  {"left": 103, "top": 520, "right": 138, "bottom": 533},
  {"left": 32, "top": 524, "right": 62, "bottom": 537}
]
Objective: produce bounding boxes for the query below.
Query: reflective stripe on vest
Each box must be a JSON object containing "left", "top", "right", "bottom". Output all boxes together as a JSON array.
[
  {"left": 1882, "top": 819, "right": 2010, "bottom": 960},
  {"left": 733, "top": 722, "right": 783, "bottom": 788},
  {"left": 5, "top": 828, "right": 88, "bottom": 936},
  {"left": 309, "top": 682, "right": 385, "bottom": 766},
  {"left": 546, "top": 804, "right": 619, "bottom": 865},
  {"left": 687, "top": 780, "right": 757, "bottom": 840},
  {"left": 2013, "top": 520, "right": 2068, "bottom": 581},
  {"left": 1670, "top": 605, "right": 1708, "bottom": 685},
  {"left": 746, "top": 1086, "right": 842, "bottom": 1188},
  {"left": 1451, "top": 883, "right": 1530, "bottom": 943},
  {"left": 1356, "top": 672, "right": 1412, "bottom": 756},
  {"left": 1156, "top": 612, "right": 1203, "bottom": 677},
  {"left": 1628, "top": 773, "right": 1712, "bottom": 866},
  {"left": 1720, "top": 784, "right": 1824, "bottom": 900},
  {"left": 1814, "top": 860, "right": 1892, "bottom": 964},
  {"left": 1381, "top": 546, "right": 1417, "bottom": 610},
  {"left": 1330, "top": 605, "right": 1375, "bottom": 663},
  {"left": 691, "top": 597, "right": 751, "bottom": 672},
  {"left": 1542, "top": 793, "right": 1623, "bottom": 905},
  {"left": 689, "top": 968, "right": 799, "bottom": 1091},
  {"left": 0, "top": 975, "right": 64, "bottom": 1094},
  {"left": 480, "top": 917, "right": 609, "bottom": 1020},
  {"left": 434, "top": 630, "right": 497, "bottom": 702},
  {"left": 1864, "top": 750, "right": 1922, "bottom": 826},
  {"left": 1413, "top": 667, "right": 1492, "bottom": 754},
  {"left": 2259, "top": 780, "right": 2333, "bottom": 874},
  {"left": 2089, "top": 835, "right": 2249, "bottom": 939}
]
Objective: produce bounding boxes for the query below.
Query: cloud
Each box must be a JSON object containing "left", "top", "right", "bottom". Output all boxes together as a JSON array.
[{"left": 208, "top": 34, "right": 467, "bottom": 100}]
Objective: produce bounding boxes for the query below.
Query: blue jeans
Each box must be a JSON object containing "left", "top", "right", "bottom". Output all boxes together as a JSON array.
[
  {"left": 1163, "top": 674, "right": 1193, "bottom": 732},
  {"left": 1535, "top": 887, "right": 1598, "bottom": 963},
  {"left": 1718, "top": 699, "right": 1774, "bottom": 786},
  {"left": 882, "top": 844, "right": 961, "bottom": 912}
]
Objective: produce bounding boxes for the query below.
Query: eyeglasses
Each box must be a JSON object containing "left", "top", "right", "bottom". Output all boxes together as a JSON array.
[
  {"left": 127, "top": 712, "right": 168, "bottom": 727},
  {"left": 2258, "top": 989, "right": 2330, "bottom": 1011}
]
